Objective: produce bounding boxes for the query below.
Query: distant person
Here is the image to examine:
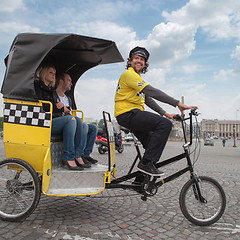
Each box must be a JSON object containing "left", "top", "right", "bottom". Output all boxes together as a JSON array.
[
  {"left": 222, "top": 138, "right": 226, "bottom": 147},
  {"left": 114, "top": 46, "right": 197, "bottom": 178}
]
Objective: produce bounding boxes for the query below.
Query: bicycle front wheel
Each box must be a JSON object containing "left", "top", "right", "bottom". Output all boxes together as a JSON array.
[
  {"left": 179, "top": 176, "right": 226, "bottom": 226},
  {"left": 0, "top": 158, "right": 41, "bottom": 221}
]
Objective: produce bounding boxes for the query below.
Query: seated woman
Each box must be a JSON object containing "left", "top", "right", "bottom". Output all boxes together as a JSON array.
[{"left": 34, "top": 65, "right": 91, "bottom": 170}]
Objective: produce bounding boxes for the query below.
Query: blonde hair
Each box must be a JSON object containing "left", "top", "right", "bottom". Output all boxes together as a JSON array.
[{"left": 35, "top": 65, "right": 56, "bottom": 87}]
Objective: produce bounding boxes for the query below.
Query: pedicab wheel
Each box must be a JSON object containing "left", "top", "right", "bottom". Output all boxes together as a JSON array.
[
  {"left": 117, "top": 144, "right": 124, "bottom": 153},
  {"left": 0, "top": 158, "right": 41, "bottom": 221},
  {"left": 179, "top": 176, "right": 226, "bottom": 226}
]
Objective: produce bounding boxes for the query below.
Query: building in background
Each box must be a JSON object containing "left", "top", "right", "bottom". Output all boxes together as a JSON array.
[{"left": 201, "top": 119, "right": 240, "bottom": 138}]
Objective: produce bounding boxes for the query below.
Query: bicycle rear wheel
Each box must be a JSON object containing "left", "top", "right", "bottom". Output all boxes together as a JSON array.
[
  {"left": 0, "top": 158, "right": 41, "bottom": 221},
  {"left": 179, "top": 176, "right": 226, "bottom": 226}
]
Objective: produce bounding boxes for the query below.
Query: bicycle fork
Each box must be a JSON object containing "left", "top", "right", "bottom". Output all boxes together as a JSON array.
[{"left": 191, "top": 173, "right": 207, "bottom": 203}]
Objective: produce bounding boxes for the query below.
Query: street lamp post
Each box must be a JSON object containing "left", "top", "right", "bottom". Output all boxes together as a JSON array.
[
  {"left": 234, "top": 109, "right": 239, "bottom": 147},
  {"left": 233, "top": 124, "right": 236, "bottom": 147}
]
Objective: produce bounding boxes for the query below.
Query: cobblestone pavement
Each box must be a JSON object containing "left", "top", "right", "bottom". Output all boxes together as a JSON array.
[{"left": 0, "top": 138, "right": 239, "bottom": 240}]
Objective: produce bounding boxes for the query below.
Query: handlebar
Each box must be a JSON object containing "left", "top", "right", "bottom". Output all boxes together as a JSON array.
[
  {"left": 173, "top": 108, "right": 198, "bottom": 122},
  {"left": 173, "top": 114, "right": 183, "bottom": 121},
  {"left": 173, "top": 108, "right": 199, "bottom": 147},
  {"left": 191, "top": 107, "right": 198, "bottom": 116}
]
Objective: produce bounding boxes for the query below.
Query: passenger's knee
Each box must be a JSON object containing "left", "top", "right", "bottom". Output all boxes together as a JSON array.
[
  {"left": 83, "top": 122, "right": 88, "bottom": 130},
  {"left": 89, "top": 124, "right": 98, "bottom": 134},
  {"left": 75, "top": 117, "right": 82, "bottom": 125}
]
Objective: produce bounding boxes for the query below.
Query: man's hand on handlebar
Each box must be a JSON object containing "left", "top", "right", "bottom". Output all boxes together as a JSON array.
[
  {"left": 177, "top": 102, "right": 198, "bottom": 116},
  {"left": 163, "top": 112, "right": 177, "bottom": 120}
]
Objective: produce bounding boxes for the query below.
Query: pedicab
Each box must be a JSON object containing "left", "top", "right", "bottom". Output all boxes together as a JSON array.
[
  {"left": 0, "top": 33, "right": 123, "bottom": 221},
  {"left": 0, "top": 33, "right": 226, "bottom": 226}
]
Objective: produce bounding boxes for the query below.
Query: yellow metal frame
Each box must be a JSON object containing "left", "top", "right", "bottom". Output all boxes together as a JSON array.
[
  {"left": 3, "top": 98, "right": 113, "bottom": 196},
  {"left": 105, "top": 119, "right": 116, "bottom": 181},
  {"left": 3, "top": 98, "right": 53, "bottom": 193},
  {"left": 72, "top": 109, "right": 84, "bottom": 121},
  {"left": 44, "top": 171, "right": 112, "bottom": 197}
]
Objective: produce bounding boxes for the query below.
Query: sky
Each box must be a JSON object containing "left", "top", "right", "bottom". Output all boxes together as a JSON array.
[{"left": 1, "top": 0, "right": 240, "bottom": 121}]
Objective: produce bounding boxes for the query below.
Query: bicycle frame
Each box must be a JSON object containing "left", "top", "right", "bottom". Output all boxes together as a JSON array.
[{"left": 105, "top": 110, "right": 201, "bottom": 198}]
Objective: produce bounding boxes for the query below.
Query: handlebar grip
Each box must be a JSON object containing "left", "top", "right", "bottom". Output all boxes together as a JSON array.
[
  {"left": 191, "top": 107, "right": 198, "bottom": 116},
  {"left": 173, "top": 114, "right": 182, "bottom": 121}
]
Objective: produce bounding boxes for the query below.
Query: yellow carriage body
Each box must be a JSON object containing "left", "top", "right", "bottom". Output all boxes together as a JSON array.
[
  {"left": 3, "top": 99, "right": 53, "bottom": 193},
  {"left": 3, "top": 98, "right": 117, "bottom": 196},
  {"left": 3, "top": 99, "right": 52, "bottom": 173}
]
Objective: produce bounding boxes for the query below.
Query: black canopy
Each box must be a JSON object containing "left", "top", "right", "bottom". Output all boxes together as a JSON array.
[{"left": 1, "top": 33, "right": 124, "bottom": 108}]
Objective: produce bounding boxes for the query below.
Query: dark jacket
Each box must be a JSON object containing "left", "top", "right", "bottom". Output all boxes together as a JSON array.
[
  {"left": 34, "top": 80, "right": 72, "bottom": 118},
  {"left": 52, "top": 91, "right": 72, "bottom": 118}
]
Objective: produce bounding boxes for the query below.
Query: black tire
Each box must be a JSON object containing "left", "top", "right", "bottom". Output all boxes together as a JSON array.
[
  {"left": 179, "top": 176, "right": 226, "bottom": 226},
  {"left": 0, "top": 158, "right": 41, "bottom": 221},
  {"left": 98, "top": 145, "right": 106, "bottom": 154},
  {"left": 117, "top": 144, "right": 124, "bottom": 153}
]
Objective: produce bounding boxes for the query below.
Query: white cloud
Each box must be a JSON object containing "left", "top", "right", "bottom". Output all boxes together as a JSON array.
[
  {"left": 0, "top": 0, "right": 25, "bottom": 12},
  {"left": 0, "top": 22, "right": 40, "bottom": 34},
  {"left": 74, "top": 77, "right": 117, "bottom": 120},
  {"left": 162, "top": 0, "right": 240, "bottom": 41},
  {"left": 145, "top": 67, "right": 167, "bottom": 87},
  {"left": 231, "top": 45, "right": 240, "bottom": 73},
  {"left": 145, "top": 22, "right": 196, "bottom": 68},
  {"left": 0, "top": 22, "right": 41, "bottom": 47},
  {"left": 66, "top": 21, "right": 137, "bottom": 57},
  {"left": 59, "top": 20, "right": 197, "bottom": 69},
  {"left": 213, "top": 69, "right": 234, "bottom": 82},
  {"left": 231, "top": 45, "right": 240, "bottom": 60},
  {"left": 182, "top": 64, "right": 200, "bottom": 75}
]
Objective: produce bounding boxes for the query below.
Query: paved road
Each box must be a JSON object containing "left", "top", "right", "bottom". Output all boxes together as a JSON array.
[{"left": 0, "top": 138, "right": 239, "bottom": 239}]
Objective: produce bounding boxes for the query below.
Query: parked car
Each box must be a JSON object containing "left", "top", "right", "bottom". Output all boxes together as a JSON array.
[
  {"left": 0, "top": 131, "right": 3, "bottom": 138},
  {"left": 204, "top": 138, "right": 214, "bottom": 146}
]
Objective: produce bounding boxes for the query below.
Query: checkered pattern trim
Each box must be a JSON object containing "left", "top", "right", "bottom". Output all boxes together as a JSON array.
[{"left": 4, "top": 103, "right": 51, "bottom": 128}]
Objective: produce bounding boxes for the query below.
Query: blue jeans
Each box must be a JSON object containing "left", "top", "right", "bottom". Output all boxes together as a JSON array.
[
  {"left": 80, "top": 123, "right": 98, "bottom": 157},
  {"left": 51, "top": 115, "right": 84, "bottom": 161}
]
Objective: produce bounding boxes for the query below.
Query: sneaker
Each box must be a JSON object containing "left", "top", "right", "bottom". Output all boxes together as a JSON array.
[
  {"left": 83, "top": 156, "right": 98, "bottom": 164},
  {"left": 137, "top": 162, "right": 165, "bottom": 177}
]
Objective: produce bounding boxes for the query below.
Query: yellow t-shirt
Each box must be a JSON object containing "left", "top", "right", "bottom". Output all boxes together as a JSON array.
[{"left": 114, "top": 67, "right": 149, "bottom": 117}]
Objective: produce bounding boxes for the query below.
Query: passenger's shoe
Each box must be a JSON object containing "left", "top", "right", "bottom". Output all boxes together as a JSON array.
[
  {"left": 75, "top": 158, "right": 91, "bottom": 168},
  {"left": 63, "top": 161, "right": 84, "bottom": 171},
  {"left": 83, "top": 155, "right": 98, "bottom": 164},
  {"left": 137, "top": 162, "right": 165, "bottom": 177},
  {"left": 82, "top": 157, "right": 92, "bottom": 166}
]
